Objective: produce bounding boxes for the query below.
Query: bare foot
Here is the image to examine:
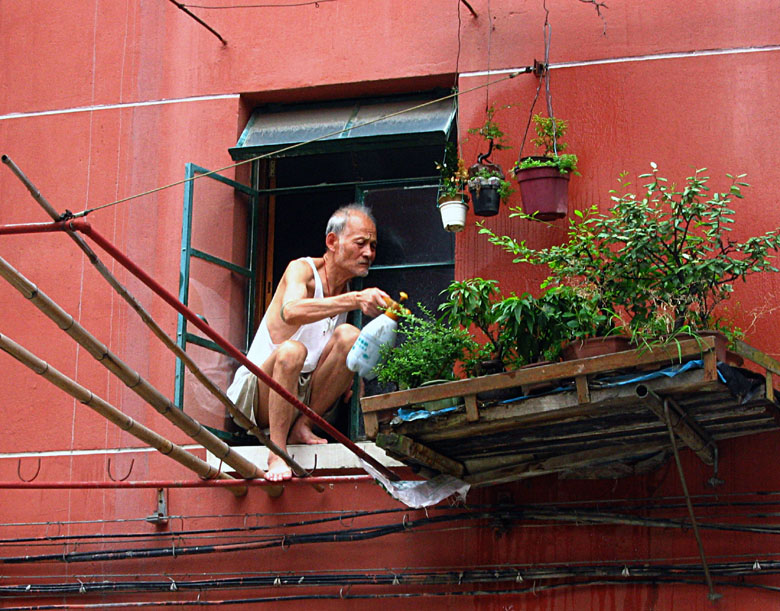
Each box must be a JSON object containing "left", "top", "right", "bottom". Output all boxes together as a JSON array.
[
  {"left": 288, "top": 419, "right": 328, "bottom": 445},
  {"left": 265, "top": 454, "right": 292, "bottom": 482}
]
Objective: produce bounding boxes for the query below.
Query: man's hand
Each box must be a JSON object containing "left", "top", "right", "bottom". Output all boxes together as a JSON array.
[{"left": 355, "top": 287, "right": 391, "bottom": 318}]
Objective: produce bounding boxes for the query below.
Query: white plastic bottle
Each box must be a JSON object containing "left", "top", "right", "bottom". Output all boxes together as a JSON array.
[{"left": 346, "top": 294, "right": 407, "bottom": 380}]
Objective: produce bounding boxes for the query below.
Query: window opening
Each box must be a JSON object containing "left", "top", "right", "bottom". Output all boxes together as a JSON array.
[{"left": 179, "top": 92, "right": 456, "bottom": 443}]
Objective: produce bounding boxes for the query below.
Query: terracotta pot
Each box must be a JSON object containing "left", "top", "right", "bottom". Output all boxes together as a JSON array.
[
  {"left": 562, "top": 336, "right": 632, "bottom": 360},
  {"left": 668, "top": 330, "right": 735, "bottom": 363},
  {"left": 515, "top": 165, "right": 570, "bottom": 220}
]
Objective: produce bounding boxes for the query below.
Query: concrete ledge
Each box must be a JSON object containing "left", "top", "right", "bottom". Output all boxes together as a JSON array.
[{"left": 206, "top": 441, "right": 403, "bottom": 471}]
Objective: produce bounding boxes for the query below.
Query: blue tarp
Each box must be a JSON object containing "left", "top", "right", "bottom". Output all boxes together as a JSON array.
[{"left": 394, "top": 359, "right": 723, "bottom": 424}]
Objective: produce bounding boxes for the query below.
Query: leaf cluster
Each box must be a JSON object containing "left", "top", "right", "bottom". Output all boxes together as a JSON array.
[
  {"left": 374, "top": 305, "right": 477, "bottom": 390},
  {"left": 438, "top": 279, "right": 618, "bottom": 372},
  {"left": 530, "top": 114, "right": 569, "bottom": 156},
  {"left": 515, "top": 153, "right": 580, "bottom": 176},
  {"left": 435, "top": 142, "right": 469, "bottom": 199},
  {"left": 481, "top": 164, "right": 780, "bottom": 337},
  {"left": 467, "top": 104, "right": 512, "bottom": 150},
  {"left": 512, "top": 115, "right": 579, "bottom": 175}
]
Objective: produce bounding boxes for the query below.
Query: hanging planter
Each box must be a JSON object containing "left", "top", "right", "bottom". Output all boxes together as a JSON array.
[
  {"left": 438, "top": 195, "right": 469, "bottom": 233},
  {"left": 511, "top": 115, "right": 579, "bottom": 221},
  {"left": 435, "top": 143, "right": 470, "bottom": 233},
  {"left": 467, "top": 105, "right": 515, "bottom": 217},
  {"left": 514, "top": 159, "right": 570, "bottom": 221},
  {"left": 467, "top": 159, "right": 513, "bottom": 218},
  {"left": 468, "top": 173, "right": 502, "bottom": 217}
]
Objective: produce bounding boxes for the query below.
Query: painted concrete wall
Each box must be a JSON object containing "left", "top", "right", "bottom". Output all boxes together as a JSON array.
[{"left": 2, "top": 1, "right": 780, "bottom": 608}]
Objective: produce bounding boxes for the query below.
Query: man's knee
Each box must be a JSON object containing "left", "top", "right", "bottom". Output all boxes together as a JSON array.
[
  {"left": 274, "top": 340, "right": 307, "bottom": 373},
  {"left": 333, "top": 324, "right": 360, "bottom": 350}
]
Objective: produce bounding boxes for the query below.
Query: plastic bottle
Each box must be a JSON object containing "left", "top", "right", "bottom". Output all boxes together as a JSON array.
[{"left": 346, "top": 293, "right": 408, "bottom": 380}]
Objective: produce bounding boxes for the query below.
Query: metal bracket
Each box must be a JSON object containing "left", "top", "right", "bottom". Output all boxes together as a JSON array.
[
  {"left": 145, "top": 488, "right": 169, "bottom": 525},
  {"left": 706, "top": 446, "right": 725, "bottom": 488},
  {"left": 533, "top": 59, "right": 547, "bottom": 77}
]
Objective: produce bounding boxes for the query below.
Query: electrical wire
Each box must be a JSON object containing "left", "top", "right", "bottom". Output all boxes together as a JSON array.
[
  {"left": 7, "top": 505, "right": 780, "bottom": 566},
  {"left": 3, "top": 571, "right": 780, "bottom": 608},
  {"left": 5, "top": 496, "right": 780, "bottom": 548}
]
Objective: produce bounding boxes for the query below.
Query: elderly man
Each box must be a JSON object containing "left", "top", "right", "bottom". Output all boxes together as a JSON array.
[{"left": 227, "top": 204, "right": 389, "bottom": 481}]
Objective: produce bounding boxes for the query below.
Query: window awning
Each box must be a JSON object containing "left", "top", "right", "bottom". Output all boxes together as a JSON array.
[{"left": 229, "top": 94, "right": 456, "bottom": 160}]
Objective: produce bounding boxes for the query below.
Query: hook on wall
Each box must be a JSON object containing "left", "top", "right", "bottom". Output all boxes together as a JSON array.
[
  {"left": 17, "top": 457, "right": 41, "bottom": 482},
  {"left": 107, "top": 457, "right": 134, "bottom": 482}
]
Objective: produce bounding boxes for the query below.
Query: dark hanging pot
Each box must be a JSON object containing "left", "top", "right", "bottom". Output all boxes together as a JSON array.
[
  {"left": 514, "top": 157, "right": 570, "bottom": 221},
  {"left": 468, "top": 159, "right": 505, "bottom": 217},
  {"left": 468, "top": 177, "right": 501, "bottom": 216}
]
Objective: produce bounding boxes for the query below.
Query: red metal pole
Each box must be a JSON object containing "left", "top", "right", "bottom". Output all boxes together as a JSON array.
[
  {"left": 0, "top": 474, "right": 378, "bottom": 489},
  {"left": 0, "top": 220, "right": 68, "bottom": 235},
  {"left": 64, "top": 220, "right": 400, "bottom": 481}
]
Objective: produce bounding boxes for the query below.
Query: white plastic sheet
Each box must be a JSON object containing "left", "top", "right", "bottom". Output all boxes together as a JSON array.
[{"left": 361, "top": 460, "right": 470, "bottom": 508}]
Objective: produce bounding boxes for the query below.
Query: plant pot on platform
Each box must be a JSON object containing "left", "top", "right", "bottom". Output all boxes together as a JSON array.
[
  {"left": 667, "top": 330, "right": 742, "bottom": 365},
  {"left": 413, "top": 379, "right": 463, "bottom": 412},
  {"left": 468, "top": 177, "right": 501, "bottom": 217},
  {"left": 515, "top": 165, "right": 570, "bottom": 221},
  {"left": 562, "top": 335, "right": 632, "bottom": 361},
  {"left": 437, "top": 196, "right": 468, "bottom": 233}
]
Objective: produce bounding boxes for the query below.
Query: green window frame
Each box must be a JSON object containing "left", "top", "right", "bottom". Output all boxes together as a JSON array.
[{"left": 174, "top": 163, "right": 261, "bottom": 415}]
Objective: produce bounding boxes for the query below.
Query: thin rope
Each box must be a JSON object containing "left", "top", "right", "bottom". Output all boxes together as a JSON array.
[
  {"left": 518, "top": 1, "right": 554, "bottom": 159},
  {"left": 485, "top": 0, "right": 492, "bottom": 111},
  {"left": 73, "top": 71, "right": 525, "bottom": 219},
  {"left": 454, "top": 0, "right": 462, "bottom": 91},
  {"left": 185, "top": 1, "right": 334, "bottom": 7}
]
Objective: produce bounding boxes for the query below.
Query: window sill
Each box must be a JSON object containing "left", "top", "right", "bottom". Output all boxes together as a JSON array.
[{"left": 206, "top": 441, "right": 403, "bottom": 472}]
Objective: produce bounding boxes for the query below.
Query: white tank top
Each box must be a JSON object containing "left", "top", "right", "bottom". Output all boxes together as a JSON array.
[{"left": 227, "top": 257, "right": 348, "bottom": 401}]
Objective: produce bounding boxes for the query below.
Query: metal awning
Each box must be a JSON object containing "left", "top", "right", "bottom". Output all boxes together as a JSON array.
[{"left": 229, "top": 94, "right": 456, "bottom": 160}]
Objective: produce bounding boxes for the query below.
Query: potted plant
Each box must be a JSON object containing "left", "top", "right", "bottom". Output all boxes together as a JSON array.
[
  {"left": 438, "top": 278, "right": 518, "bottom": 375},
  {"left": 467, "top": 105, "right": 514, "bottom": 217},
  {"left": 435, "top": 143, "right": 470, "bottom": 232},
  {"left": 482, "top": 164, "right": 780, "bottom": 358},
  {"left": 374, "top": 305, "right": 476, "bottom": 392},
  {"left": 511, "top": 114, "right": 579, "bottom": 221},
  {"left": 467, "top": 162, "right": 515, "bottom": 217}
]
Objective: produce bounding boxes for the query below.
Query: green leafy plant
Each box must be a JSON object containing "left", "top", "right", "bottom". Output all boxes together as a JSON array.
[
  {"left": 374, "top": 305, "right": 476, "bottom": 390},
  {"left": 438, "top": 278, "right": 509, "bottom": 370},
  {"left": 467, "top": 104, "right": 512, "bottom": 151},
  {"left": 512, "top": 114, "right": 579, "bottom": 176},
  {"left": 436, "top": 142, "right": 469, "bottom": 200},
  {"left": 439, "top": 278, "right": 620, "bottom": 372},
  {"left": 482, "top": 164, "right": 780, "bottom": 342}
]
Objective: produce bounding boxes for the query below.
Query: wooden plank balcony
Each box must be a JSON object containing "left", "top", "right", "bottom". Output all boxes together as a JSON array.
[{"left": 360, "top": 337, "right": 780, "bottom": 487}]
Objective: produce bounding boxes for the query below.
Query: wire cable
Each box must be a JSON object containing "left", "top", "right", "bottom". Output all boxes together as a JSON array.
[{"left": 71, "top": 71, "right": 528, "bottom": 220}]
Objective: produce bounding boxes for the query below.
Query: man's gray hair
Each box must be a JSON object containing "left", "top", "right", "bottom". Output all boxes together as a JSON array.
[{"left": 325, "top": 204, "right": 375, "bottom": 237}]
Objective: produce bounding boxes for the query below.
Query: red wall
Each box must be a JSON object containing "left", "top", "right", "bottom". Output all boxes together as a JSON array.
[{"left": 2, "top": 1, "right": 780, "bottom": 608}]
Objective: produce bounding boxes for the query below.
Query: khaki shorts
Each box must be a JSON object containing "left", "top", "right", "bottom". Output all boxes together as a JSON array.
[{"left": 232, "top": 372, "right": 313, "bottom": 428}]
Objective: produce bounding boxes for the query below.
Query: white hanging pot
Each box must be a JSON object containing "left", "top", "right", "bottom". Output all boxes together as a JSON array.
[{"left": 437, "top": 197, "right": 468, "bottom": 233}]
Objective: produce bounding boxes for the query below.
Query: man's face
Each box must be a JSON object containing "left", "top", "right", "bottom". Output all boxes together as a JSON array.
[{"left": 331, "top": 212, "right": 377, "bottom": 278}]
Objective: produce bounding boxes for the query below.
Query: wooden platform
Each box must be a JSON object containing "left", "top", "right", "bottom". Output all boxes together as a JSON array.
[{"left": 360, "top": 337, "right": 780, "bottom": 487}]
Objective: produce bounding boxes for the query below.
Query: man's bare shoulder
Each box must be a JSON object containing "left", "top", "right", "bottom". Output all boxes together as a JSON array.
[{"left": 282, "top": 257, "right": 319, "bottom": 286}]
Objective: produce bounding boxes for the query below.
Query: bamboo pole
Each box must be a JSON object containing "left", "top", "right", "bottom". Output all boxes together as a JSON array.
[
  {"left": 1, "top": 155, "right": 306, "bottom": 478},
  {"left": 0, "top": 254, "right": 262, "bottom": 481},
  {"left": 0, "top": 331, "right": 248, "bottom": 496}
]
